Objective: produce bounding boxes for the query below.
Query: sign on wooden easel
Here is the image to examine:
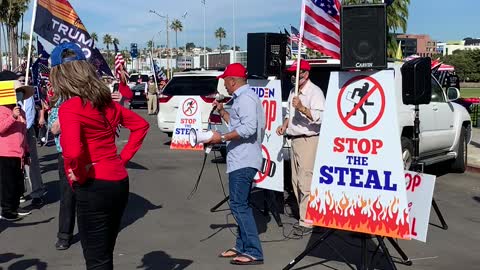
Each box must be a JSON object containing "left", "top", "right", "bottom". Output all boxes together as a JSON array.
[{"left": 306, "top": 70, "right": 411, "bottom": 239}]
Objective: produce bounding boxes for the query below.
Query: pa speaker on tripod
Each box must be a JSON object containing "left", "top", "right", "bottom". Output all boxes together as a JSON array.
[
  {"left": 401, "top": 57, "right": 432, "bottom": 105},
  {"left": 341, "top": 4, "right": 387, "bottom": 70},
  {"left": 247, "top": 33, "right": 287, "bottom": 79}
]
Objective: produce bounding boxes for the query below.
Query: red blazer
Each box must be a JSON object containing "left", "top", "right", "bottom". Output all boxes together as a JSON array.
[{"left": 59, "top": 97, "right": 149, "bottom": 185}]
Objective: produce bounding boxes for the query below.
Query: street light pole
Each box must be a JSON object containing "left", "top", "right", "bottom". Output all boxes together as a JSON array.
[
  {"left": 201, "top": 0, "right": 207, "bottom": 69},
  {"left": 232, "top": 0, "right": 236, "bottom": 63},
  {"left": 182, "top": 12, "right": 188, "bottom": 69},
  {"left": 150, "top": 10, "right": 171, "bottom": 79}
]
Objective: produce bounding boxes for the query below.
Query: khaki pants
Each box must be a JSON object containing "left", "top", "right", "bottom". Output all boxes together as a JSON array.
[
  {"left": 147, "top": 94, "right": 158, "bottom": 114},
  {"left": 290, "top": 135, "right": 319, "bottom": 227}
]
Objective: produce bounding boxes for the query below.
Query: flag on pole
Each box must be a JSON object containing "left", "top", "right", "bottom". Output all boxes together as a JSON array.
[
  {"left": 34, "top": 0, "right": 113, "bottom": 76},
  {"left": 395, "top": 41, "right": 403, "bottom": 61},
  {"left": 114, "top": 43, "right": 129, "bottom": 80},
  {"left": 290, "top": 26, "right": 301, "bottom": 43},
  {"left": 300, "top": 0, "right": 341, "bottom": 59},
  {"left": 0, "top": 81, "right": 18, "bottom": 106}
]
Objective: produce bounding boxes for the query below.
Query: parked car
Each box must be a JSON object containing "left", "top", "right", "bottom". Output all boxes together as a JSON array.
[
  {"left": 128, "top": 73, "right": 152, "bottom": 88},
  {"left": 282, "top": 59, "right": 472, "bottom": 172},
  {"left": 157, "top": 70, "right": 230, "bottom": 135},
  {"left": 130, "top": 83, "right": 148, "bottom": 109}
]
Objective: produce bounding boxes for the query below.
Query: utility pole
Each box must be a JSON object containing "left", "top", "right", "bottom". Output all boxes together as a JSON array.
[{"left": 150, "top": 10, "right": 171, "bottom": 79}]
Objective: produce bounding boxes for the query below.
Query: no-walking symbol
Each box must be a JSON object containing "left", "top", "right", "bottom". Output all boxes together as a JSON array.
[
  {"left": 337, "top": 75, "right": 386, "bottom": 131},
  {"left": 182, "top": 98, "right": 198, "bottom": 116}
]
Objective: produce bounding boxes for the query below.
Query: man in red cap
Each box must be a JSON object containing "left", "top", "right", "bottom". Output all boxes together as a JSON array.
[
  {"left": 207, "top": 63, "right": 265, "bottom": 265},
  {"left": 276, "top": 59, "right": 326, "bottom": 236}
]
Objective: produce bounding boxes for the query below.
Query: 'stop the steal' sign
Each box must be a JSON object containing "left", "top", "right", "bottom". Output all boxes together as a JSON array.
[
  {"left": 171, "top": 97, "right": 203, "bottom": 151},
  {"left": 306, "top": 70, "right": 410, "bottom": 239}
]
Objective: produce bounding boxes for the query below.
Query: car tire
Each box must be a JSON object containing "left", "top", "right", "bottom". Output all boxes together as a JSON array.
[
  {"left": 401, "top": 137, "right": 414, "bottom": 170},
  {"left": 451, "top": 126, "right": 467, "bottom": 173}
]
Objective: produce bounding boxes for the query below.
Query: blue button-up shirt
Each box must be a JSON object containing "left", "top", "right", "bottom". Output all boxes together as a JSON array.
[
  {"left": 23, "top": 96, "right": 36, "bottom": 129},
  {"left": 226, "top": 84, "right": 265, "bottom": 174}
]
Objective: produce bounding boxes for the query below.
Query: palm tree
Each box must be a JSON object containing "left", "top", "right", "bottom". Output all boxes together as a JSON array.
[
  {"left": 0, "top": 0, "right": 30, "bottom": 69},
  {"left": 20, "top": 32, "right": 29, "bottom": 57},
  {"left": 103, "top": 34, "right": 113, "bottom": 63},
  {"left": 113, "top": 37, "right": 119, "bottom": 48},
  {"left": 170, "top": 19, "right": 183, "bottom": 51},
  {"left": 341, "top": 0, "right": 411, "bottom": 57},
  {"left": 91, "top": 32, "right": 98, "bottom": 46},
  {"left": 215, "top": 27, "right": 226, "bottom": 54}
]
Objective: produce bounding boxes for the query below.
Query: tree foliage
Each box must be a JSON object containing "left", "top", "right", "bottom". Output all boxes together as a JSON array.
[
  {"left": 214, "top": 27, "right": 226, "bottom": 53},
  {"left": 442, "top": 50, "right": 480, "bottom": 82},
  {"left": 0, "top": 0, "right": 30, "bottom": 68},
  {"left": 341, "top": 0, "right": 410, "bottom": 58},
  {"left": 170, "top": 19, "right": 183, "bottom": 49}
]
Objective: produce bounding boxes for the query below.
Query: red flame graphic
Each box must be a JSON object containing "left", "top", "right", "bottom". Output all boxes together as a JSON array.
[{"left": 306, "top": 190, "right": 410, "bottom": 239}]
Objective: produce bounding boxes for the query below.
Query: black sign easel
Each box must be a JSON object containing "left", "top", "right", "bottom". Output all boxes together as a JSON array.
[{"left": 283, "top": 229, "right": 411, "bottom": 270}]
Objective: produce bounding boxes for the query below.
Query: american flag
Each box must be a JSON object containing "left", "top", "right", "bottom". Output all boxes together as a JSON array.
[
  {"left": 300, "top": 0, "right": 341, "bottom": 59},
  {"left": 114, "top": 43, "right": 129, "bottom": 80},
  {"left": 290, "top": 26, "right": 301, "bottom": 43}
]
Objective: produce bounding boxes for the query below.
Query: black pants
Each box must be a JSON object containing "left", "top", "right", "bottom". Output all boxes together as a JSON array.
[
  {"left": 0, "top": 157, "right": 24, "bottom": 215},
  {"left": 75, "top": 178, "right": 129, "bottom": 270},
  {"left": 57, "top": 154, "right": 76, "bottom": 240}
]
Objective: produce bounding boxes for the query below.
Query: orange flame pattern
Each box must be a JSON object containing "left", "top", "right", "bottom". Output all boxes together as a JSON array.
[
  {"left": 306, "top": 190, "right": 410, "bottom": 239},
  {"left": 170, "top": 139, "right": 204, "bottom": 151}
]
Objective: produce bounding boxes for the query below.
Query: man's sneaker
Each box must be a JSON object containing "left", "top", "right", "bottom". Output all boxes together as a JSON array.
[
  {"left": 31, "top": 197, "right": 44, "bottom": 207},
  {"left": 19, "top": 195, "right": 27, "bottom": 203},
  {"left": 0, "top": 212, "right": 22, "bottom": 221},
  {"left": 16, "top": 209, "right": 32, "bottom": 216}
]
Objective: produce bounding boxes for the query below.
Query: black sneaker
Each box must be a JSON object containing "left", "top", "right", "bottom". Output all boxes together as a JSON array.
[
  {"left": 1, "top": 212, "right": 22, "bottom": 221},
  {"left": 16, "top": 209, "right": 32, "bottom": 216},
  {"left": 31, "top": 197, "right": 44, "bottom": 207},
  {"left": 55, "top": 239, "right": 71, "bottom": 250}
]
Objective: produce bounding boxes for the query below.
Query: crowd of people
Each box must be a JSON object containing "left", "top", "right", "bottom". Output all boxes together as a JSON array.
[{"left": 0, "top": 40, "right": 325, "bottom": 268}]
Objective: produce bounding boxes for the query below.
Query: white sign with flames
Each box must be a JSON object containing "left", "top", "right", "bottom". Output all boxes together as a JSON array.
[{"left": 306, "top": 70, "right": 411, "bottom": 239}]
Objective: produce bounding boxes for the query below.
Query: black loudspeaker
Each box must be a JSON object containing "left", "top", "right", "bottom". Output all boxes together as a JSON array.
[
  {"left": 247, "top": 33, "right": 287, "bottom": 79},
  {"left": 401, "top": 57, "right": 432, "bottom": 105},
  {"left": 341, "top": 4, "right": 387, "bottom": 70}
]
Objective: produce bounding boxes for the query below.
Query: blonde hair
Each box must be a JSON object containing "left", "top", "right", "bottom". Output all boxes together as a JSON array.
[{"left": 50, "top": 50, "right": 112, "bottom": 111}]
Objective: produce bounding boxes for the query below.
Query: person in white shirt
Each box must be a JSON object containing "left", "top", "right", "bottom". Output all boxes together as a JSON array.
[{"left": 276, "top": 59, "right": 325, "bottom": 236}]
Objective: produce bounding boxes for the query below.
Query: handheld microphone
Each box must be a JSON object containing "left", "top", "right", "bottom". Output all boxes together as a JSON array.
[{"left": 211, "top": 93, "right": 225, "bottom": 112}]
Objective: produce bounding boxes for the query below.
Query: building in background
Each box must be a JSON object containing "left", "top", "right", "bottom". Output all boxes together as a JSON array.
[
  {"left": 396, "top": 34, "right": 437, "bottom": 58},
  {"left": 438, "top": 38, "right": 480, "bottom": 56}
]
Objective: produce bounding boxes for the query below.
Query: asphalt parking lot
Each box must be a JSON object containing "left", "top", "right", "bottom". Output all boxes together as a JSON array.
[{"left": 1, "top": 110, "right": 479, "bottom": 270}]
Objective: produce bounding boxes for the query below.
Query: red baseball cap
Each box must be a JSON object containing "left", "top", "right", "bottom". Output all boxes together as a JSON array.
[
  {"left": 286, "top": 59, "right": 311, "bottom": 72},
  {"left": 217, "top": 63, "right": 247, "bottom": 79}
]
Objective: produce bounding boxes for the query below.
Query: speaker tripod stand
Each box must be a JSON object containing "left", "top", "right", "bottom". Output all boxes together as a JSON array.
[
  {"left": 283, "top": 229, "right": 412, "bottom": 270},
  {"left": 210, "top": 189, "right": 283, "bottom": 227},
  {"left": 411, "top": 105, "right": 448, "bottom": 231}
]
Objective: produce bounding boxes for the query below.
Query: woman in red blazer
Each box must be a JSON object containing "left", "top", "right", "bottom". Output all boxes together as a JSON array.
[{"left": 50, "top": 42, "right": 149, "bottom": 270}]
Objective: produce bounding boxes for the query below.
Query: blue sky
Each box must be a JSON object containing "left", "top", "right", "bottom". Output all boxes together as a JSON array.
[{"left": 21, "top": 0, "right": 479, "bottom": 50}]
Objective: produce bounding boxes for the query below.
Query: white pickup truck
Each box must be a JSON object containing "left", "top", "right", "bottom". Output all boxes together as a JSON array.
[{"left": 282, "top": 59, "right": 472, "bottom": 172}]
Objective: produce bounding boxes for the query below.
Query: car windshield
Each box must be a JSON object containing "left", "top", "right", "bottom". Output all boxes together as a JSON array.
[
  {"left": 132, "top": 83, "right": 146, "bottom": 91},
  {"left": 129, "top": 75, "right": 150, "bottom": 83},
  {"left": 162, "top": 76, "right": 218, "bottom": 96}
]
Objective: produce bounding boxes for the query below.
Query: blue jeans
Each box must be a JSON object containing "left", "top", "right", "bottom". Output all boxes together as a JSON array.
[{"left": 229, "top": 167, "right": 263, "bottom": 260}]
